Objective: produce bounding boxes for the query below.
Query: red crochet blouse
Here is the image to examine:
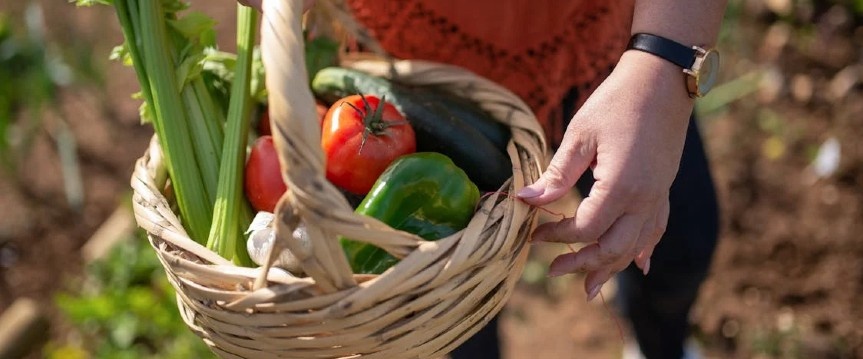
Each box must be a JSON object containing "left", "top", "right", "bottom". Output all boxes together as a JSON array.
[{"left": 346, "top": 0, "right": 635, "bottom": 147}]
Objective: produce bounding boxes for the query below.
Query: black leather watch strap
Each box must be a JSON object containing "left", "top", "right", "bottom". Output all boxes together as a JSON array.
[{"left": 627, "top": 33, "right": 696, "bottom": 69}]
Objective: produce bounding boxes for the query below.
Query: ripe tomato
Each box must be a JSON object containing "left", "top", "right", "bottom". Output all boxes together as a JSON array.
[
  {"left": 321, "top": 94, "right": 416, "bottom": 195},
  {"left": 244, "top": 136, "right": 287, "bottom": 212}
]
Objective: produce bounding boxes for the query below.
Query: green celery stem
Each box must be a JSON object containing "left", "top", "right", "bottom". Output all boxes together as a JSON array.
[
  {"left": 193, "top": 79, "right": 227, "bottom": 159},
  {"left": 181, "top": 84, "right": 221, "bottom": 203},
  {"left": 138, "top": 0, "right": 213, "bottom": 241},
  {"left": 206, "top": 4, "right": 257, "bottom": 266}
]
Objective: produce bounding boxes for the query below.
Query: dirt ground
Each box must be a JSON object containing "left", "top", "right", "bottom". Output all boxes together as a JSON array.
[{"left": 1, "top": 1, "right": 862, "bottom": 358}]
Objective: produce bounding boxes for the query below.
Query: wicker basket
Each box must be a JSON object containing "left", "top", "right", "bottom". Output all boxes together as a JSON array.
[{"left": 130, "top": 0, "right": 547, "bottom": 357}]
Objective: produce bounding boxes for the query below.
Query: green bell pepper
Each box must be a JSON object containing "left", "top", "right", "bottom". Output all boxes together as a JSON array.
[{"left": 342, "top": 152, "right": 480, "bottom": 274}]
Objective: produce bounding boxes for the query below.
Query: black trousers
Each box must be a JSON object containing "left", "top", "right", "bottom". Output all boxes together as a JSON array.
[{"left": 451, "top": 115, "right": 719, "bottom": 359}]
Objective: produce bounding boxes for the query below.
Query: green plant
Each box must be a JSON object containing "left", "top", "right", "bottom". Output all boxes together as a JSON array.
[
  {"left": 79, "top": 0, "right": 260, "bottom": 264},
  {"left": 47, "top": 231, "right": 215, "bottom": 359},
  {"left": 0, "top": 6, "right": 86, "bottom": 209},
  {"left": 0, "top": 11, "right": 58, "bottom": 171}
]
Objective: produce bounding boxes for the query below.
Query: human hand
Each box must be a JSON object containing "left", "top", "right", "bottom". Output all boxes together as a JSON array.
[{"left": 517, "top": 50, "right": 695, "bottom": 300}]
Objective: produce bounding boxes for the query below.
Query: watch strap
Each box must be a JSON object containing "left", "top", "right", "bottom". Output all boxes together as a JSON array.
[{"left": 627, "top": 33, "right": 697, "bottom": 69}]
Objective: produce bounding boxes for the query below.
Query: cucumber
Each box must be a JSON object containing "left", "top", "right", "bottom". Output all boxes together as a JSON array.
[
  {"left": 312, "top": 67, "right": 511, "bottom": 191},
  {"left": 399, "top": 84, "right": 511, "bottom": 153},
  {"left": 312, "top": 67, "right": 392, "bottom": 104}
]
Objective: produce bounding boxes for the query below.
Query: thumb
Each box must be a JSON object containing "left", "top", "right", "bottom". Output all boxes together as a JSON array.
[{"left": 517, "top": 130, "right": 594, "bottom": 205}]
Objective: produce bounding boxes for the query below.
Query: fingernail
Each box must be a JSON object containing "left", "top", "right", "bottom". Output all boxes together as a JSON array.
[
  {"left": 643, "top": 258, "right": 651, "bottom": 276},
  {"left": 516, "top": 186, "right": 542, "bottom": 198},
  {"left": 587, "top": 284, "right": 602, "bottom": 301}
]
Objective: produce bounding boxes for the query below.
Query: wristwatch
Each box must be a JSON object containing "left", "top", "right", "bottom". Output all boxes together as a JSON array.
[{"left": 626, "top": 33, "right": 720, "bottom": 98}]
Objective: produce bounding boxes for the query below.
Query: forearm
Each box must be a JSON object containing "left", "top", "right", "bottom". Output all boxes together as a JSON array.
[
  {"left": 632, "top": 0, "right": 728, "bottom": 47},
  {"left": 613, "top": 0, "right": 728, "bottom": 123}
]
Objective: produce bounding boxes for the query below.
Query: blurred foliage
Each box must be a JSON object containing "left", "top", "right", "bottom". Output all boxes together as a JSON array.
[
  {"left": 8, "top": 0, "right": 860, "bottom": 357},
  {"left": 0, "top": 10, "right": 57, "bottom": 171},
  {"left": 46, "top": 232, "right": 215, "bottom": 359},
  {"left": 0, "top": 2, "right": 116, "bottom": 208},
  {"left": 750, "top": 326, "right": 804, "bottom": 359}
]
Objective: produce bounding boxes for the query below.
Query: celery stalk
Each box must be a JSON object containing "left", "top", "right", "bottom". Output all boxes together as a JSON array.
[
  {"left": 193, "top": 79, "right": 226, "bottom": 156},
  {"left": 181, "top": 85, "right": 221, "bottom": 202},
  {"left": 108, "top": 0, "right": 258, "bottom": 259},
  {"left": 206, "top": 5, "right": 257, "bottom": 266},
  {"left": 112, "top": 0, "right": 151, "bottom": 122},
  {"left": 136, "top": 0, "right": 213, "bottom": 241}
]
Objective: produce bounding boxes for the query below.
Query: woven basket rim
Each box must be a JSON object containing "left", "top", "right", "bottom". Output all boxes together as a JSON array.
[
  {"left": 133, "top": 54, "right": 547, "bottom": 277},
  {"left": 129, "top": 0, "right": 549, "bottom": 357}
]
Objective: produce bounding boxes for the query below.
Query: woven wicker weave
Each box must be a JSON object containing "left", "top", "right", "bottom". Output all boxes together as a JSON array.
[{"left": 130, "top": 0, "right": 547, "bottom": 357}]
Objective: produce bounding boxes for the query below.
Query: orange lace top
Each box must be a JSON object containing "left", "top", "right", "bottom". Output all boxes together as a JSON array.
[{"left": 346, "top": 0, "right": 635, "bottom": 147}]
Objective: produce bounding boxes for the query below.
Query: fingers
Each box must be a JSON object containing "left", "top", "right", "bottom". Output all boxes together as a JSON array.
[
  {"left": 547, "top": 214, "right": 644, "bottom": 275},
  {"left": 547, "top": 212, "right": 652, "bottom": 301},
  {"left": 583, "top": 270, "right": 611, "bottom": 300},
  {"left": 517, "top": 129, "right": 595, "bottom": 206},
  {"left": 544, "top": 199, "right": 667, "bottom": 301},
  {"left": 631, "top": 197, "right": 664, "bottom": 274},
  {"left": 532, "top": 187, "right": 626, "bottom": 244},
  {"left": 635, "top": 198, "right": 669, "bottom": 270},
  {"left": 531, "top": 217, "right": 591, "bottom": 244},
  {"left": 632, "top": 221, "right": 654, "bottom": 274}
]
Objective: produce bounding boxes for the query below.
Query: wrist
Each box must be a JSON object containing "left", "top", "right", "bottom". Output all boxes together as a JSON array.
[{"left": 617, "top": 50, "right": 695, "bottom": 110}]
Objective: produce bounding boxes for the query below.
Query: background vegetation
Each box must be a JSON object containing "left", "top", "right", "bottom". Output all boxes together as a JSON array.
[{"left": 0, "top": 0, "right": 861, "bottom": 358}]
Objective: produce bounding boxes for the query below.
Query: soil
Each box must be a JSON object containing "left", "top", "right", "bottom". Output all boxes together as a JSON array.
[{"left": 1, "top": 1, "right": 861, "bottom": 358}]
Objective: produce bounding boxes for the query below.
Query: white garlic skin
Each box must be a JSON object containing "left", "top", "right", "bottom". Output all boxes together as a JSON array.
[{"left": 246, "top": 212, "right": 307, "bottom": 274}]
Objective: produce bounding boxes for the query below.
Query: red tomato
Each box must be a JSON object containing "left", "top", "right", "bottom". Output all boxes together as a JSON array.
[
  {"left": 244, "top": 136, "right": 287, "bottom": 212},
  {"left": 321, "top": 94, "right": 416, "bottom": 195}
]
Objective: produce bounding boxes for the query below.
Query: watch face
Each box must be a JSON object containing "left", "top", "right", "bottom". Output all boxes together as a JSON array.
[{"left": 697, "top": 50, "right": 720, "bottom": 95}]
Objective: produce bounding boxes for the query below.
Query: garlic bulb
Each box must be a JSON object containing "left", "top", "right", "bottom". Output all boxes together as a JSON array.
[{"left": 245, "top": 212, "right": 307, "bottom": 274}]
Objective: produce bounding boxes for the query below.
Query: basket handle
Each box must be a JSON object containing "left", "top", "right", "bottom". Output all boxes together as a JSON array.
[
  {"left": 260, "top": 0, "right": 353, "bottom": 292},
  {"left": 261, "top": 0, "right": 427, "bottom": 293}
]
